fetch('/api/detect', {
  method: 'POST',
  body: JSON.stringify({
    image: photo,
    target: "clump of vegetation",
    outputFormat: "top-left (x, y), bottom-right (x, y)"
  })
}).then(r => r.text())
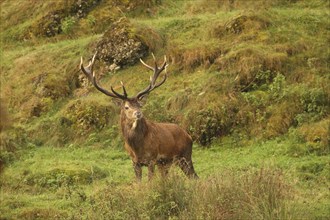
top-left (30, 0), bottom-right (102, 37)
top-left (297, 119), bottom-right (330, 155)
top-left (61, 16), bottom-right (77, 35)
top-left (188, 108), bottom-right (232, 146)
top-left (81, 167), bottom-right (294, 219)
top-left (0, 99), bottom-right (10, 132)
top-left (24, 165), bottom-right (107, 189)
top-left (1, 0), bottom-right (329, 219)
top-left (62, 98), bottom-right (116, 136)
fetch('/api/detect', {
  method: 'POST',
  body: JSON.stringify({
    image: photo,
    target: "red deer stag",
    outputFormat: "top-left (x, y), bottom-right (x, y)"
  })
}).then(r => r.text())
top-left (80, 52), bottom-right (198, 181)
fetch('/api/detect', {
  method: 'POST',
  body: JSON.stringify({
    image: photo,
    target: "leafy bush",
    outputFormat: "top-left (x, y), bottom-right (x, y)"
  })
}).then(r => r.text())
top-left (188, 103), bottom-right (238, 146)
top-left (62, 99), bottom-right (116, 136)
top-left (86, 15), bottom-right (96, 27)
top-left (269, 73), bottom-right (287, 101)
top-left (61, 16), bottom-right (77, 34)
top-left (300, 88), bottom-right (328, 115)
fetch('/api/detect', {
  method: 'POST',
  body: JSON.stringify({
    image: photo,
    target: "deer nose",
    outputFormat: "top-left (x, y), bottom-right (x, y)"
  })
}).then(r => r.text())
top-left (134, 111), bottom-right (142, 119)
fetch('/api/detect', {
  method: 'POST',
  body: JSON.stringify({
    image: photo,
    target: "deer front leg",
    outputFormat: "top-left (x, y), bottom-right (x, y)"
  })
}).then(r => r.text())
top-left (133, 162), bottom-right (142, 181)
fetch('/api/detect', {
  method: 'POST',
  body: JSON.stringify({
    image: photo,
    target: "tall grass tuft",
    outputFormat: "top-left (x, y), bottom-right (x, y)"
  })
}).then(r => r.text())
top-left (81, 167), bottom-right (295, 219)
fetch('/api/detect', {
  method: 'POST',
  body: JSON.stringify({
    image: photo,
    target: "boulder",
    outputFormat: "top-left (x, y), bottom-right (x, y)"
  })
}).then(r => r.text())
top-left (96, 19), bottom-right (148, 68)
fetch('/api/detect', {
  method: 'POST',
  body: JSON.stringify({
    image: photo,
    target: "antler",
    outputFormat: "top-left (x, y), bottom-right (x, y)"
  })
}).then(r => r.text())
top-left (135, 54), bottom-right (168, 100)
top-left (80, 52), bottom-right (128, 100)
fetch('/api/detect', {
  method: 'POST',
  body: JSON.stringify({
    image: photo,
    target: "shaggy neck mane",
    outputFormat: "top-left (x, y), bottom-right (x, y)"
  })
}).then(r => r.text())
top-left (120, 112), bottom-right (148, 149)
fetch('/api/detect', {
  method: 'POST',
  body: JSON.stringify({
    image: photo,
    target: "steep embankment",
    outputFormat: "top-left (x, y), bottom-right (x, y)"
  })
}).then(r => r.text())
top-left (0, 0), bottom-right (329, 219)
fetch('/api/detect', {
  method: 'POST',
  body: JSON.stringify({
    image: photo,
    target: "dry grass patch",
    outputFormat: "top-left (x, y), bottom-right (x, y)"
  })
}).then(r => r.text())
top-left (81, 167), bottom-right (294, 219)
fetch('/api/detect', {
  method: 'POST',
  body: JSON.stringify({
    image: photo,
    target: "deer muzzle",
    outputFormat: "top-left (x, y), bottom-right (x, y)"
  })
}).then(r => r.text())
top-left (134, 111), bottom-right (143, 119)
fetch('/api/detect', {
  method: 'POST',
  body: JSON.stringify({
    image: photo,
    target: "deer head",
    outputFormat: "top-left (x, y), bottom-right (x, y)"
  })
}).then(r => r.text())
top-left (79, 52), bottom-right (168, 121)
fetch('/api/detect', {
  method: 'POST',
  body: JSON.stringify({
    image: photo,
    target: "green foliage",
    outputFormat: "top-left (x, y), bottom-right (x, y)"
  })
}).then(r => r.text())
top-left (1, 137), bottom-right (329, 219)
top-left (144, 97), bottom-right (174, 123)
top-left (76, 167), bottom-right (294, 220)
top-left (269, 73), bottom-right (286, 100)
top-left (24, 165), bottom-right (107, 189)
top-left (61, 16), bottom-right (77, 34)
top-left (300, 88), bottom-right (328, 115)
top-left (0, 126), bottom-right (28, 155)
top-left (86, 15), bottom-right (96, 27)
top-left (1, 0), bottom-right (329, 219)
top-left (188, 108), bottom-right (223, 146)
top-left (298, 160), bottom-right (330, 183)
top-left (62, 98), bottom-right (115, 135)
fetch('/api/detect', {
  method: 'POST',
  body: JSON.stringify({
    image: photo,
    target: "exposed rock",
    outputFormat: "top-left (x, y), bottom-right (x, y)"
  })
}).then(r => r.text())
top-left (69, 0), bottom-right (101, 18)
top-left (33, 0), bottom-right (101, 37)
top-left (37, 10), bottom-right (64, 37)
top-left (109, 63), bottom-right (121, 72)
top-left (96, 19), bottom-right (148, 67)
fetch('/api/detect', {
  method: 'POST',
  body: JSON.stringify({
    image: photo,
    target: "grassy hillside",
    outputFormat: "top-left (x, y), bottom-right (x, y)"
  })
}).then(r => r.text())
top-left (1, 0), bottom-right (329, 219)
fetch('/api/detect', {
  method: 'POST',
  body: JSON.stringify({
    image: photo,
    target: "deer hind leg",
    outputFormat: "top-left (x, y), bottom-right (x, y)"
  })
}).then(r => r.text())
top-left (133, 162), bottom-right (142, 181)
top-left (177, 157), bottom-right (199, 179)
top-left (157, 160), bottom-right (172, 178)
top-left (148, 162), bottom-right (155, 181)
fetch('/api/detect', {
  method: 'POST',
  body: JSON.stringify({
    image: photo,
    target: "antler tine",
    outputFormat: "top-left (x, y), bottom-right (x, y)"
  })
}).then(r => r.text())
top-left (110, 86), bottom-right (127, 100)
top-left (80, 52), bottom-right (128, 100)
top-left (152, 53), bottom-right (158, 69)
top-left (120, 81), bottom-right (128, 97)
top-left (135, 54), bottom-right (168, 100)
top-left (89, 51), bottom-right (97, 73)
top-left (150, 55), bottom-right (167, 85)
top-left (153, 74), bottom-right (167, 89)
top-left (139, 58), bottom-right (154, 71)
top-left (80, 54), bottom-right (96, 82)
top-left (153, 61), bottom-right (168, 88)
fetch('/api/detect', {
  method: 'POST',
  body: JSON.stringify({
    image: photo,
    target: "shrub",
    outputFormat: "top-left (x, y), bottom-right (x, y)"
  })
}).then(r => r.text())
top-left (61, 16), bottom-right (77, 34)
top-left (269, 73), bottom-right (287, 101)
top-left (62, 98), bottom-right (116, 136)
top-left (291, 85), bottom-right (329, 126)
top-left (189, 109), bottom-right (221, 146)
top-left (300, 88), bottom-right (328, 115)
top-left (86, 15), bottom-right (96, 27)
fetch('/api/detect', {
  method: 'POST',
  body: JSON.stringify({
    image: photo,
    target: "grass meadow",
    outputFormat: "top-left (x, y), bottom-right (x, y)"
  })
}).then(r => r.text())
top-left (1, 0), bottom-right (329, 219)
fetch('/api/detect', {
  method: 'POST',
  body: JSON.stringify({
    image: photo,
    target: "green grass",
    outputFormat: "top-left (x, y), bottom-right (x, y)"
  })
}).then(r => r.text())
top-left (1, 0), bottom-right (329, 219)
top-left (1, 137), bottom-right (329, 219)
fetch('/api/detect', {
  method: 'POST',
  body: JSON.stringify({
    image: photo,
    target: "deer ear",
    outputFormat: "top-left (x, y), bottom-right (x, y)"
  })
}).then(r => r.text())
top-left (138, 94), bottom-right (148, 106)
top-left (112, 98), bottom-right (123, 106)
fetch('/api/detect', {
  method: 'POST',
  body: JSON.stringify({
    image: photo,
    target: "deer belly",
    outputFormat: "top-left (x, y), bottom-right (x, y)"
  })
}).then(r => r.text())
top-left (156, 154), bottom-right (174, 165)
